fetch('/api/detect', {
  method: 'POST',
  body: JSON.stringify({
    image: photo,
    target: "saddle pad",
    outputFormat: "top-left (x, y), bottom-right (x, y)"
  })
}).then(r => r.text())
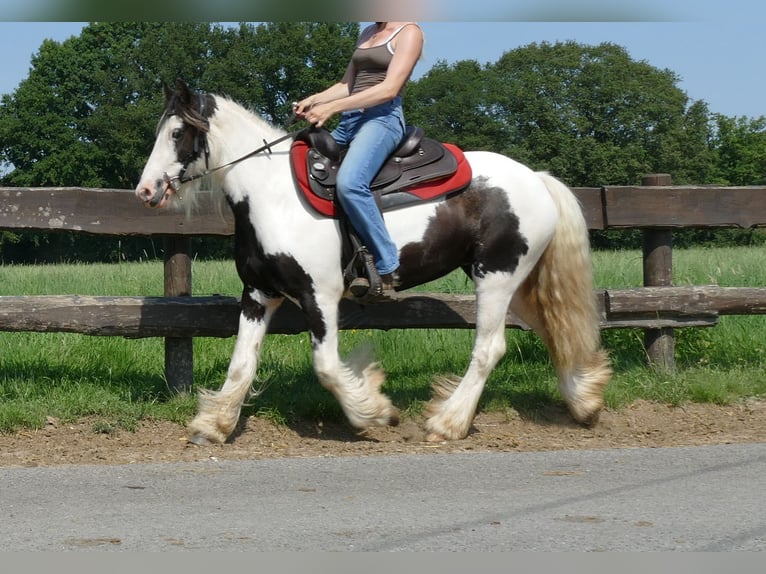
top-left (290, 141), bottom-right (473, 218)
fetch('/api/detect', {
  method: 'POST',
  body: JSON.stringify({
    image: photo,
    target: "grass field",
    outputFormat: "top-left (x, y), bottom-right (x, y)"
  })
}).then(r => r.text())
top-left (0, 247), bottom-right (765, 433)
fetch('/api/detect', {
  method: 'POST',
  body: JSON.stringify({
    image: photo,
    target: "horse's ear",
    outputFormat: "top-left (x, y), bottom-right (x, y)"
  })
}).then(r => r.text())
top-left (175, 78), bottom-right (191, 106)
top-left (162, 81), bottom-right (173, 103)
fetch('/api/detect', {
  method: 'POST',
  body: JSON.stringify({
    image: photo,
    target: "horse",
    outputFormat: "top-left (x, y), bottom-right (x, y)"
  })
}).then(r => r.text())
top-left (135, 79), bottom-right (612, 445)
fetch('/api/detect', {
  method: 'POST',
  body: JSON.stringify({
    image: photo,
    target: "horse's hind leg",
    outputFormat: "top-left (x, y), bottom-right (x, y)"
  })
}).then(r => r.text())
top-left (187, 291), bottom-right (282, 445)
top-left (425, 272), bottom-right (515, 441)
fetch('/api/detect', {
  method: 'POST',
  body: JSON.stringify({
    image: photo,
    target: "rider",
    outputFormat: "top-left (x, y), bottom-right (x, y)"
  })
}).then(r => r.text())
top-left (293, 22), bottom-right (424, 293)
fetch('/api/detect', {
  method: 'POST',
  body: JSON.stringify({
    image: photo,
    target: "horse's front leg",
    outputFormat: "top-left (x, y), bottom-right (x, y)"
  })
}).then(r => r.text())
top-left (308, 294), bottom-right (399, 429)
top-left (187, 289), bottom-right (283, 445)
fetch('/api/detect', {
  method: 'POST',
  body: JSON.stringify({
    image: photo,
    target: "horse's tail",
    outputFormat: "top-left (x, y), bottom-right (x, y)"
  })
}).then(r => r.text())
top-left (528, 171), bottom-right (612, 424)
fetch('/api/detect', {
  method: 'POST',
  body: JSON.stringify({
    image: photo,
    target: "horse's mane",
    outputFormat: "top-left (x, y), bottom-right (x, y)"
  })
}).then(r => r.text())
top-left (210, 95), bottom-right (286, 140)
top-left (156, 91), bottom-right (212, 136)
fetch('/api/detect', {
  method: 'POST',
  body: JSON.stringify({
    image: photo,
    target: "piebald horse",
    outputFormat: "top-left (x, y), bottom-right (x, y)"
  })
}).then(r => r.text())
top-left (136, 80), bottom-right (611, 444)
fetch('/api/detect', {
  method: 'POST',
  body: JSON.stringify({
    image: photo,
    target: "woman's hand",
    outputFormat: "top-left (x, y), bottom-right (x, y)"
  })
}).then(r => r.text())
top-left (293, 76), bottom-right (353, 128)
top-left (299, 102), bottom-right (336, 128)
top-left (293, 97), bottom-right (315, 118)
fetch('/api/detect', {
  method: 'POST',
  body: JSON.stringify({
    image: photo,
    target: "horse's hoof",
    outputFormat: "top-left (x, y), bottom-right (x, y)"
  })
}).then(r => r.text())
top-left (425, 432), bottom-right (447, 443)
top-left (578, 410), bottom-right (601, 428)
top-left (187, 433), bottom-right (213, 446)
top-left (569, 403), bottom-right (602, 428)
top-left (388, 409), bottom-right (400, 427)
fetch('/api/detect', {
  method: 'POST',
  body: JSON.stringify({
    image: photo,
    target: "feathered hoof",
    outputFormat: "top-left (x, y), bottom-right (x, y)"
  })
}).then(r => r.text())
top-left (187, 433), bottom-right (214, 446)
top-left (424, 417), bottom-right (471, 442)
top-left (568, 397), bottom-right (604, 428)
top-left (425, 432), bottom-right (447, 443)
top-left (364, 406), bottom-right (400, 428)
top-left (573, 408), bottom-right (601, 428)
top-left (186, 419), bottom-right (228, 445)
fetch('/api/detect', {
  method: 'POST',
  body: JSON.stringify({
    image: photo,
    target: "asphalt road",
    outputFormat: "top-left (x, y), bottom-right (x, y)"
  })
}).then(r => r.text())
top-left (1, 443), bottom-right (764, 551)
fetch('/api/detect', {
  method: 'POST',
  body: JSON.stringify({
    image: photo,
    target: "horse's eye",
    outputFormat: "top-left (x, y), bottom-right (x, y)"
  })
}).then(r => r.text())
top-left (171, 128), bottom-right (183, 141)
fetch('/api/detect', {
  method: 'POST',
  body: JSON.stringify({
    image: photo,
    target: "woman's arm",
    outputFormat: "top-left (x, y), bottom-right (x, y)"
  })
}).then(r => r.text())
top-left (300, 24), bottom-right (423, 128)
top-left (293, 61), bottom-right (356, 116)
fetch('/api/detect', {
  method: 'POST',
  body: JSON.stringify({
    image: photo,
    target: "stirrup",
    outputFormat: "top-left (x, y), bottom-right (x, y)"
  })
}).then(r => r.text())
top-left (349, 276), bottom-right (371, 298)
top-left (347, 250), bottom-right (383, 299)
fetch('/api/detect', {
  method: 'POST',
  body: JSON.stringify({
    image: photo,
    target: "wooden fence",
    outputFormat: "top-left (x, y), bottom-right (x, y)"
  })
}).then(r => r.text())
top-left (2, 174), bottom-right (766, 390)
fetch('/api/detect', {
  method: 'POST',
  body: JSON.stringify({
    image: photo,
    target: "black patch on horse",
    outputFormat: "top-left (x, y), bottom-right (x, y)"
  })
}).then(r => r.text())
top-left (398, 182), bottom-right (528, 287)
top-left (227, 196), bottom-right (327, 343)
top-left (160, 80), bottom-right (218, 171)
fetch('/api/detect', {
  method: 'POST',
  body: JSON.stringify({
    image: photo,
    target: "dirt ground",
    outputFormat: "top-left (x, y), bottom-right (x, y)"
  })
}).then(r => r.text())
top-left (1, 399), bottom-right (764, 468)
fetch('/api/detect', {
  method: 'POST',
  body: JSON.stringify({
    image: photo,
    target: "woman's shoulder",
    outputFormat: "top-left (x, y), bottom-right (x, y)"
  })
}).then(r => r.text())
top-left (358, 22), bottom-right (421, 37)
top-left (395, 22), bottom-right (421, 33)
top-left (356, 22), bottom-right (422, 49)
top-left (392, 22), bottom-right (423, 42)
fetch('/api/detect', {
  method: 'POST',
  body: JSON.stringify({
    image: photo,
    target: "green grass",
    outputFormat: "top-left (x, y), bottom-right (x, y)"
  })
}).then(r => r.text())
top-left (1, 247), bottom-right (765, 433)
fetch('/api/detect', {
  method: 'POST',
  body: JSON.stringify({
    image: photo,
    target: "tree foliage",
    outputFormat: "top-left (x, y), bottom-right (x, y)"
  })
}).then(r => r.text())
top-left (1, 26), bottom-right (764, 261)
top-left (0, 22), bottom-right (358, 262)
top-left (407, 41), bottom-right (728, 188)
top-left (711, 114), bottom-right (766, 186)
top-left (0, 22), bottom-right (358, 189)
top-left (404, 59), bottom-right (511, 153)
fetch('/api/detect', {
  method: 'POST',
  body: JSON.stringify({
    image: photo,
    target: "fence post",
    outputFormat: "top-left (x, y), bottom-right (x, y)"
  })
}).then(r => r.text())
top-left (641, 173), bottom-right (675, 372)
top-left (163, 237), bottom-right (193, 392)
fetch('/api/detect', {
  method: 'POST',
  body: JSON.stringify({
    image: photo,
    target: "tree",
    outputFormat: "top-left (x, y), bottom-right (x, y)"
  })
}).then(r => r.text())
top-left (406, 40), bottom-right (755, 249)
top-left (241, 22), bottom-right (358, 123)
top-left (0, 22), bottom-right (358, 190)
top-left (0, 21), bottom-right (357, 262)
top-left (0, 22), bottom-right (215, 188)
top-left (711, 114), bottom-right (766, 186)
top-left (487, 41), bottom-right (703, 186)
top-left (197, 22), bottom-right (358, 124)
top-left (2, 27), bottom-right (764, 261)
top-left (408, 41), bottom-right (724, 188)
top-left (666, 100), bottom-right (719, 185)
top-left (404, 60), bottom-right (512, 153)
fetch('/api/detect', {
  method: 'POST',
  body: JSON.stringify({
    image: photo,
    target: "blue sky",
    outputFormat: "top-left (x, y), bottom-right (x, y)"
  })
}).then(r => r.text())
top-left (0, 10), bottom-right (763, 119)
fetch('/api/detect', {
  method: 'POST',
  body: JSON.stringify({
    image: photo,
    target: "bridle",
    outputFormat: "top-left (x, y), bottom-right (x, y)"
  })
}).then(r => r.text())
top-left (162, 129), bottom-right (301, 193)
top-left (160, 94), bottom-right (302, 197)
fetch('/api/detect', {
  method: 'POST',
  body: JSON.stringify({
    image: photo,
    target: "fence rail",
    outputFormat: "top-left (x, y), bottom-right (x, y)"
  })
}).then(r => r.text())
top-left (3, 182), bottom-right (766, 234)
top-left (3, 285), bottom-right (766, 337)
top-left (2, 175), bottom-right (765, 389)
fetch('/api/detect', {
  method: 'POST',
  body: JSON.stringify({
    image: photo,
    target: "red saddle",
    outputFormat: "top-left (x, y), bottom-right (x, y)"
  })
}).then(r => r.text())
top-left (290, 127), bottom-right (473, 218)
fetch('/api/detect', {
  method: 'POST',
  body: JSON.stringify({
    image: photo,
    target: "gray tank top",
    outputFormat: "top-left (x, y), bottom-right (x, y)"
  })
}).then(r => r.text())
top-left (350, 24), bottom-right (414, 95)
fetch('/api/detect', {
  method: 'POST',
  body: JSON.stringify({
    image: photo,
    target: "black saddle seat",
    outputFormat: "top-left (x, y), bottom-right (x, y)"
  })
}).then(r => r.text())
top-left (393, 125), bottom-right (425, 157)
top-left (295, 125), bottom-right (424, 164)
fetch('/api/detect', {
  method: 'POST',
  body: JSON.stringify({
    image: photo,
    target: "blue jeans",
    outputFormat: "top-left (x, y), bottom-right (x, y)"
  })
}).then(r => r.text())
top-left (331, 97), bottom-right (405, 275)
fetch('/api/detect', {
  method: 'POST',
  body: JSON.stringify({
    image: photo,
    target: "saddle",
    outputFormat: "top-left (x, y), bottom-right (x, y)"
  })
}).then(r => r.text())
top-left (290, 125), bottom-right (473, 218)
top-left (289, 125), bottom-right (473, 299)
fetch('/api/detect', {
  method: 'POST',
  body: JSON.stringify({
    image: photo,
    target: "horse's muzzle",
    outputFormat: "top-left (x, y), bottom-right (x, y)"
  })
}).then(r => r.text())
top-left (147, 184), bottom-right (168, 208)
top-left (137, 174), bottom-right (176, 208)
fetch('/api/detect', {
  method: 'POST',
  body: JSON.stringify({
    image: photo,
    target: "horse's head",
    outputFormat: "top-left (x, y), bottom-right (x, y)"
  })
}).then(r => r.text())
top-left (135, 79), bottom-right (217, 208)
